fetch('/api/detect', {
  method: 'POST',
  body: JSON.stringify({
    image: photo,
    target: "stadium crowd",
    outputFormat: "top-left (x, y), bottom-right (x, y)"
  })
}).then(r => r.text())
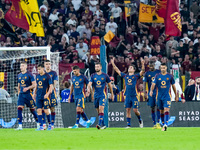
top-left (0, 0), bottom-right (200, 102)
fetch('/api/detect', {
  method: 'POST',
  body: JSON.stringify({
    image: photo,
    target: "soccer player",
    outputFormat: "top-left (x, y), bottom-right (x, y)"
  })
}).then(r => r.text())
top-left (86, 62), bottom-right (114, 130)
top-left (150, 63), bottom-right (178, 131)
top-left (111, 57), bottom-right (145, 128)
top-left (15, 61), bottom-right (39, 130)
top-left (143, 61), bottom-right (161, 129)
top-left (33, 64), bottom-right (53, 131)
top-left (44, 60), bottom-right (58, 130)
top-left (68, 66), bottom-right (91, 129)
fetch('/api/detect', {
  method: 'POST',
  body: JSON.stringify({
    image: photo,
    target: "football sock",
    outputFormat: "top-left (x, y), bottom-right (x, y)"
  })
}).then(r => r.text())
top-left (38, 115), bottom-right (43, 127)
top-left (17, 107), bottom-right (23, 125)
top-left (156, 109), bottom-right (160, 123)
top-left (42, 110), bottom-right (46, 124)
top-left (127, 118), bottom-right (131, 126)
top-left (98, 113), bottom-right (104, 126)
top-left (151, 110), bottom-right (156, 125)
top-left (81, 112), bottom-right (88, 121)
top-left (161, 113), bottom-right (164, 125)
top-left (30, 108), bottom-right (38, 123)
top-left (135, 113), bottom-right (142, 124)
top-left (164, 111), bottom-right (169, 126)
top-left (76, 112), bottom-right (81, 124)
top-left (46, 114), bottom-right (51, 125)
top-left (51, 112), bottom-right (55, 126)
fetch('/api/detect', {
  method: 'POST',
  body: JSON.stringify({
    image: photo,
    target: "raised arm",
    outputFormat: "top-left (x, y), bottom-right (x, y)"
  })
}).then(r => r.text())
top-left (110, 58), bottom-right (121, 76)
top-left (140, 57), bottom-right (145, 77)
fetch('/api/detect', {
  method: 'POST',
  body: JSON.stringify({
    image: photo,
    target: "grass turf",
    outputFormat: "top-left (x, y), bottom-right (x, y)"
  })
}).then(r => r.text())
top-left (0, 127), bottom-right (199, 150)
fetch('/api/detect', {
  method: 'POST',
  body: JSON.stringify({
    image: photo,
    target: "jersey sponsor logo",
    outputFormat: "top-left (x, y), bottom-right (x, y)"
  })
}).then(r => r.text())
top-left (161, 81), bottom-right (166, 85)
top-left (21, 80), bottom-right (25, 84)
top-left (75, 81), bottom-right (79, 86)
top-left (128, 79), bottom-right (132, 83)
top-left (38, 81), bottom-right (42, 86)
top-left (97, 81), bottom-right (101, 85)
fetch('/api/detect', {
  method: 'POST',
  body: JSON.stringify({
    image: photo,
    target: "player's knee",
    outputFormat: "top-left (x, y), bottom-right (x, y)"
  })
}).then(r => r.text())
top-left (37, 108), bottom-right (42, 115)
top-left (76, 107), bottom-right (81, 112)
top-left (50, 107), bottom-right (55, 112)
top-left (133, 109), bottom-right (138, 113)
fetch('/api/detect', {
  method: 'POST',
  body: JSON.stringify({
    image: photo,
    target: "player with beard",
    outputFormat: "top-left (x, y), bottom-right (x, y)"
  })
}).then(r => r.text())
top-left (86, 62), bottom-right (114, 129)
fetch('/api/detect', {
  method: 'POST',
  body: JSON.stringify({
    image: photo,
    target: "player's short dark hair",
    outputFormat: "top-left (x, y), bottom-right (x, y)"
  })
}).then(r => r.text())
top-left (129, 64), bottom-right (136, 70)
top-left (72, 65), bottom-right (80, 70)
top-left (161, 63), bottom-right (167, 66)
top-left (95, 62), bottom-right (102, 66)
top-left (0, 81), bottom-right (3, 88)
top-left (37, 63), bottom-right (44, 68)
top-left (64, 81), bottom-right (71, 88)
top-left (20, 61), bottom-right (27, 65)
top-left (44, 60), bottom-right (51, 63)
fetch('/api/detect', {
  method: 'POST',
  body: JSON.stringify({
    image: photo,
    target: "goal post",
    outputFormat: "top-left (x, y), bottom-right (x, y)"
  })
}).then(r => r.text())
top-left (0, 46), bottom-right (63, 128)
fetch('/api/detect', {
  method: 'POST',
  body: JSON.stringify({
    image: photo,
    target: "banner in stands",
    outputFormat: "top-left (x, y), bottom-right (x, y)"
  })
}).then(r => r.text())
top-left (59, 63), bottom-right (85, 81)
top-left (61, 102), bottom-right (200, 127)
top-left (90, 36), bottom-right (101, 55)
top-left (139, 3), bottom-right (164, 23)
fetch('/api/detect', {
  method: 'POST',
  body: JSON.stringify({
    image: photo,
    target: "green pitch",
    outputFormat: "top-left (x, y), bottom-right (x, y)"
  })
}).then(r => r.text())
top-left (0, 127), bottom-right (199, 150)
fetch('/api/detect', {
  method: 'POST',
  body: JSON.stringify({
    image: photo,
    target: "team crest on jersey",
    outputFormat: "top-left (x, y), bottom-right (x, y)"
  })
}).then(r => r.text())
top-left (51, 75), bottom-right (52, 77)
top-left (132, 77), bottom-right (134, 79)
top-left (159, 78), bottom-right (161, 80)
top-left (101, 78), bottom-right (104, 80)
top-left (43, 78), bottom-right (45, 80)
top-left (79, 79), bottom-right (82, 81)
top-left (25, 76), bottom-right (27, 79)
top-left (94, 78), bottom-right (97, 80)
top-left (127, 77), bottom-right (128, 79)
top-left (19, 77), bottom-right (21, 79)
top-left (37, 78), bottom-right (39, 80)
top-left (73, 79), bottom-right (75, 81)
top-left (167, 78), bottom-right (169, 80)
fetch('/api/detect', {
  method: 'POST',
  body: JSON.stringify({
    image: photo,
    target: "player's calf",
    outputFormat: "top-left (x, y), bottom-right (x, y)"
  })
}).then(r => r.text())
top-left (15, 106), bottom-right (23, 130)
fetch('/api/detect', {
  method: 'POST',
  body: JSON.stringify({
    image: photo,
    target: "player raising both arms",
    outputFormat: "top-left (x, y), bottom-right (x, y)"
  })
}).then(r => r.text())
top-left (87, 62), bottom-right (114, 130)
top-left (150, 63), bottom-right (178, 131)
top-left (68, 66), bottom-right (92, 129)
top-left (33, 64), bottom-right (53, 131)
top-left (16, 61), bottom-right (39, 130)
top-left (44, 60), bottom-right (58, 130)
top-left (111, 57), bottom-right (145, 128)
top-left (143, 61), bottom-right (161, 129)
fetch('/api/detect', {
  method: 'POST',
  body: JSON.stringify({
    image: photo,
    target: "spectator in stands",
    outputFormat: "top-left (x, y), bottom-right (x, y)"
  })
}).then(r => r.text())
top-left (184, 77), bottom-right (200, 101)
top-left (0, 81), bottom-right (10, 103)
top-left (61, 81), bottom-right (73, 103)
top-left (108, 76), bottom-right (119, 102)
top-left (106, 16), bottom-right (118, 35)
top-left (49, 9), bottom-right (59, 23)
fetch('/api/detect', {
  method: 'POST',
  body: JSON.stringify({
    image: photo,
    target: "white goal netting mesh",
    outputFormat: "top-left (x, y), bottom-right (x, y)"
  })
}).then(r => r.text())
top-left (0, 47), bottom-right (63, 128)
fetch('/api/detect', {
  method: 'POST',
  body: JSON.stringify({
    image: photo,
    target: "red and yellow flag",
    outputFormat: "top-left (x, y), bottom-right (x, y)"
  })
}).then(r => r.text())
top-left (165, 0), bottom-right (182, 36)
top-left (5, 0), bottom-right (44, 37)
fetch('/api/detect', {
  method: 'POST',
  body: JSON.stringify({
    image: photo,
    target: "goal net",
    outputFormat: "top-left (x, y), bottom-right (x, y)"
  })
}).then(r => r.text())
top-left (0, 47), bottom-right (64, 128)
